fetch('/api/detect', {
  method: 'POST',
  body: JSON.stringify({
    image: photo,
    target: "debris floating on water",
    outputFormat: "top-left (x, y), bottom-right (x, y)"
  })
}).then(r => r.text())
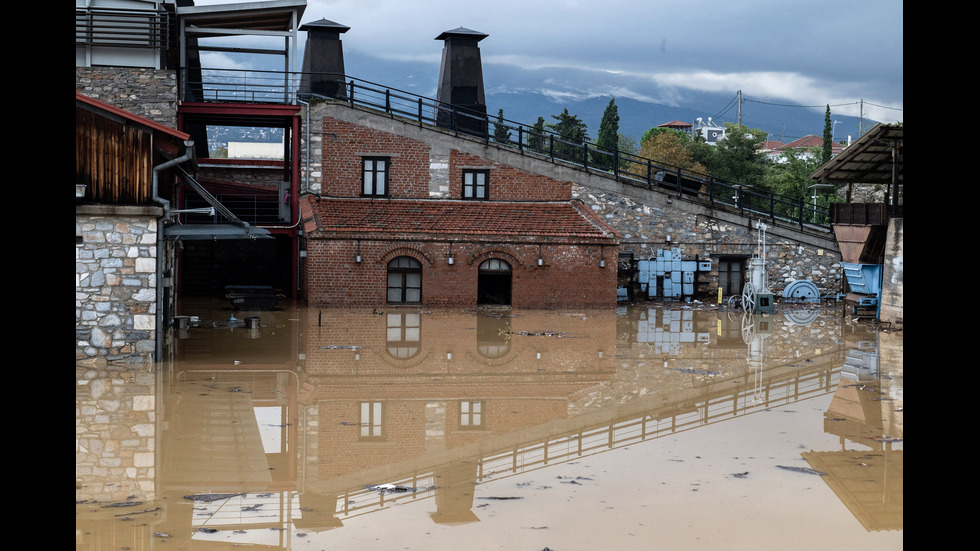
top-left (668, 368), bottom-right (720, 376)
top-left (184, 493), bottom-right (244, 502)
top-left (776, 465), bottom-right (827, 476)
top-left (366, 484), bottom-right (416, 494)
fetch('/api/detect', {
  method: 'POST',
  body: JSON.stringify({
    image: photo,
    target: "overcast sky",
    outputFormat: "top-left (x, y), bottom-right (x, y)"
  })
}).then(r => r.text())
top-left (190, 0), bottom-right (903, 125)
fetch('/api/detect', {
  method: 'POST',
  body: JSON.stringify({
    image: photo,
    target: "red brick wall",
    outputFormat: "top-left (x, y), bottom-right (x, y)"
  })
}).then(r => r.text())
top-left (320, 116), bottom-right (431, 198)
top-left (305, 115), bottom-right (618, 309)
top-left (303, 237), bottom-right (618, 308)
top-left (449, 150), bottom-right (572, 201)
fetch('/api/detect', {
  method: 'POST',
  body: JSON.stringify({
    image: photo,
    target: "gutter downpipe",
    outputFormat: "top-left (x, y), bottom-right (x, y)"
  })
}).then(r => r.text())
top-left (152, 139), bottom-right (196, 362)
top-left (297, 96), bottom-right (311, 295)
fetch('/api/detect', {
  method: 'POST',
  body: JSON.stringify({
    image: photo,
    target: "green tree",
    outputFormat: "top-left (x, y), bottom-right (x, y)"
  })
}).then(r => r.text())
top-left (527, 116), bottom-right (547, 152)
top-left (618, 133), bottom-right (638, 157)
top-left (764, 148), bottom-right (840, 223)
top-left (547, 108), bottom-right (588, 162)
top-left (493, 108), bottom-right (511, 144)
top-left (640, 126), bottom-right (678, 145)
top-left (593, 98), bottom-right (620, 169)
top-left (821, 105), bottom-right (833, 164)
top-left (706, 123), bottom-right (768, 190)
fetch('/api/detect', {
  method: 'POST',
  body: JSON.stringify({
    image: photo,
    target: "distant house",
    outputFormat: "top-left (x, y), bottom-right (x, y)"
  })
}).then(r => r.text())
top-left (693, 117), bottom-right (726, 144)
top-left (657, 120), bottom-right (693, 136)
top-left (765, 135), bottom-right (846, 163)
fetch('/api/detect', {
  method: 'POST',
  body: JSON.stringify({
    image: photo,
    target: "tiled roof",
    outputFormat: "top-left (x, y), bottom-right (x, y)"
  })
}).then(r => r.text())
top-left (780, 134), bottom-right (844, 153)
top-left (303, 197), bottom-right (620, 240)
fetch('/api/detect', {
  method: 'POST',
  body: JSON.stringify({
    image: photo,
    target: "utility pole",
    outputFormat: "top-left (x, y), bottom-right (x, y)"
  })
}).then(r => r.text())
top-left (737, 90), bottom-right (742, 127)
top-left (859, 99), bottom-right (864, 136)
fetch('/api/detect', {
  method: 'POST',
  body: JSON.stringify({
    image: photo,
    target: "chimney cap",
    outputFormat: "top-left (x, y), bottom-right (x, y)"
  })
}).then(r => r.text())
top-left (300, 18), bottom-right (350, 33)
top-left (436, 27), bottom-right (488, 41)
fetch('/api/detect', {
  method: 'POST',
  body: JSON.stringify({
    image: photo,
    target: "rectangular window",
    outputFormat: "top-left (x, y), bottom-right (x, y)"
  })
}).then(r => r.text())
top-left (462, 169), bottom-right (488, 200)
top-left (362, 157), bottom-right (389, 196)
top-left (460, 401), bottom-right (484, 429)
top-left (359, 402), bottom-right (384, 440)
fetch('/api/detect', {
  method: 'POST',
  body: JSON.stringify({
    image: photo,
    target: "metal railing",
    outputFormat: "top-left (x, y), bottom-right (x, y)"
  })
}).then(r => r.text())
top-left (75, 7), bottom-right (170, 50)
top-left (180, 67), bottom-right (833, 232)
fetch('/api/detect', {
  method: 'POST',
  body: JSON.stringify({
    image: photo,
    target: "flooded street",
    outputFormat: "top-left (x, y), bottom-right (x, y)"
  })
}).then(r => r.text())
top-left (76, 301), bottom-right (902, 550)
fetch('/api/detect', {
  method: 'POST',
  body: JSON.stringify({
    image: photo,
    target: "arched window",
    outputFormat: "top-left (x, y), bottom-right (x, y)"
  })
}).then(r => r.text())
top-left (386, 312), bottom-right (420, 359)
top-left (387, 256), bottom-right (422, 303)
top-left (478, 258), bottom-right (512, 305)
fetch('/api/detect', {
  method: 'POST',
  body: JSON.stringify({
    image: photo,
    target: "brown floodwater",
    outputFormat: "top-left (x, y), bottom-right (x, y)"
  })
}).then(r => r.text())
top-left (76, 300), bottom-right (902, 550)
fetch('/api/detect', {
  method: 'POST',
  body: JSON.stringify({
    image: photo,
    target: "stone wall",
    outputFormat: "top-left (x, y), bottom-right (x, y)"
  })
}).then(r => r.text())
top-left (75, 364), bottom-right (157, 502)
top-left (75, 67), bottom-right (178, 127)
top-left (76, 208), bottom-right (161, 364)
top-left (880, 217), bottom-right (904, 326)
top-left (572, 185), bottom-right (844, 300)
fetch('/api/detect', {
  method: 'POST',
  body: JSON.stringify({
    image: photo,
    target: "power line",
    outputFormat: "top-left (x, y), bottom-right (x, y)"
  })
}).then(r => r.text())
top-left (743, 97), bottom-right (902, 113)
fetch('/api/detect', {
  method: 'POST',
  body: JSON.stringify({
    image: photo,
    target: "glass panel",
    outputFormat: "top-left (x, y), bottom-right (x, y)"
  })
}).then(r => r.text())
top-left (388, 273), bottom-right (401, 286)
top-left (388, 289), bottom-right (402, 302)
top-left (360, 403), bottom-right (371, 437)
top-left (404, 327), bottom-right (420, 341)
top-left (405, 288), bottom-right (420, 302)
top-left (406, 273), bottom-right (420, 287)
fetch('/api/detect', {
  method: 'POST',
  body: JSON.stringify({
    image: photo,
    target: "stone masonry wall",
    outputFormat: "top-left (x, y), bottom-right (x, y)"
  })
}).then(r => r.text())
top-left (573, 185), bottom-right (844, 299)
top-left (76, 211), bottom-right (159, 364)
top-left (75, 364), bottom-right (157, 502)
top-left (75, 67), bottom-right (178, 127)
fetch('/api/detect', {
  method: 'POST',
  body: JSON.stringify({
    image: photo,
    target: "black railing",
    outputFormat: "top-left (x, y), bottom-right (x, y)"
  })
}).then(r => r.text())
top-left (75, 7), bottom-right (170, 50)
top-left (180, 67), bottom-right (832, 232)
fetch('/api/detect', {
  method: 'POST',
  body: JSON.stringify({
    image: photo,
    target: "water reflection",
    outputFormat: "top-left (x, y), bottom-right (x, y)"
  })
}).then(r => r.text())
top-left (76, 302), bottom-right (902, 548)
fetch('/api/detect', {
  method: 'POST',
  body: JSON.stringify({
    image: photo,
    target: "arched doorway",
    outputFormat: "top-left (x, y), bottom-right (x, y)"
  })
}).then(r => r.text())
top-left (387, 256), bottom-right (422, 304)
top-left (478, 258), bottom-right (511, 305)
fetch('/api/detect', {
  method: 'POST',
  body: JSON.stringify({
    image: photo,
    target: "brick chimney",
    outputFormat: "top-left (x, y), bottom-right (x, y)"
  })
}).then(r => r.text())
top-left (299, 18), bottom-right (350, 99)
top-left (434, 27), bottom-right (488, 136)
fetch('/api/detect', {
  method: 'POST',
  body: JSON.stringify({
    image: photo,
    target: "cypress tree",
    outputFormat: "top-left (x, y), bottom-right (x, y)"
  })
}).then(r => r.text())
top-left (493, 109), bottom-right (511, 144)
top-left (594, 98), bottom-right (620, 169)
top-left (822, 105), bottom-right (833, 163)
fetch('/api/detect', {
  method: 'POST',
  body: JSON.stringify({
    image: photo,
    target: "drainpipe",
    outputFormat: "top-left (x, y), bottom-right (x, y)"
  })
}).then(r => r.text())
top-left (297, 97), bottom-right (311, 194)
top-left (152, 140), bottom-right (196, 362)
top-left (296, 97), bottom-right (312, 296)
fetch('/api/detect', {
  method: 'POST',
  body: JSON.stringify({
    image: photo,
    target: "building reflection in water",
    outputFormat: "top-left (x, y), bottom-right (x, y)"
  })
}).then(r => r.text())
top-left (75, 303), bottom-right (902, 548)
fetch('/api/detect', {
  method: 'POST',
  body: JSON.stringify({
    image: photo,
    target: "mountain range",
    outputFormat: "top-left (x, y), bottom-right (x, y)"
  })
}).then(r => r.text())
top-left (208, 51), bottom-right (882, 150)
top-left (340, 52), bottom-right (880, 148)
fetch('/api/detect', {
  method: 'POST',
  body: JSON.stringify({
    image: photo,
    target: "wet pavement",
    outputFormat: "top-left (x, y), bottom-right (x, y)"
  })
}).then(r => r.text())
top-left (76, 300), bottom-right (902, 550)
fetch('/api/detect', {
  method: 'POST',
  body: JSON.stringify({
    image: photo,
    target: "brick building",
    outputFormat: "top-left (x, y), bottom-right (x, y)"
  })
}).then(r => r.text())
top-left (299, 114), bottom-right (621, 308)
top-left (297, 24), bottom-right (620, 309)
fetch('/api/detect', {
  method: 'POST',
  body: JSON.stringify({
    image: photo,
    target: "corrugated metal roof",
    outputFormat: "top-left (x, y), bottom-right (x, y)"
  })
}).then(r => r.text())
top-left (810, 123), bottom-right (903, 185)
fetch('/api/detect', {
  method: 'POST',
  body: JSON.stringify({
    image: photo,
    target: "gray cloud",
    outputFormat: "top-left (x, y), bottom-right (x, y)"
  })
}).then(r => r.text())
top-left (192, 0), bottom-right (903, 123)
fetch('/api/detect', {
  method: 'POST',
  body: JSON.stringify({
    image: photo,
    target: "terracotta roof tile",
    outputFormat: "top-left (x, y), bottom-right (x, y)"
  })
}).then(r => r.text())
top-left (303, 197), bottom-right (620, 240)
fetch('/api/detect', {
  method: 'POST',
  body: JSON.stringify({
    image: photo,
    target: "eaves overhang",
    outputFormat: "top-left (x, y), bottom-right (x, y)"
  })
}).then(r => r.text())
top-left (162, 224), bottom-right (273, 241)
top-left (810, 123), bottom-right (903, 185)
